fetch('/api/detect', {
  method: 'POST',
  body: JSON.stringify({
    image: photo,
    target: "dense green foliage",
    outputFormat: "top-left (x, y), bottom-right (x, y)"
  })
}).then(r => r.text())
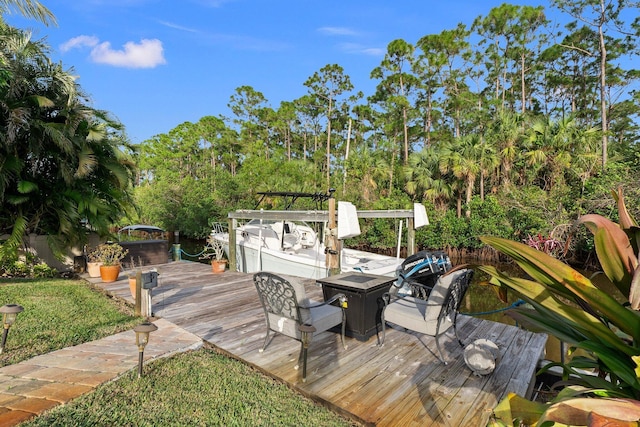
top-left (22, 348), bottom-right (354, 427)
top-left (0, 14), bottom-right (136, 259)
top-left (132, 2), bottom-right (640, 256)
top-left (0, 278), bottom-right (143, 366)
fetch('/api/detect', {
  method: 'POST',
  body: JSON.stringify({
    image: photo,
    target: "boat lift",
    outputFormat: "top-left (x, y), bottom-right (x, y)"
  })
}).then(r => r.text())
top-left (225, 195), bottom-right (428, 275)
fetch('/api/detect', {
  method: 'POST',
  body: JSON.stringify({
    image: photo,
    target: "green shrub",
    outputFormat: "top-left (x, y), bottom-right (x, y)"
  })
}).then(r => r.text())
top-left (0, 247), bottom-right (57, 278)
top-left (418, 209), bottom-right (469, 249)
top-left (467, 196), bottom-right (513, 247)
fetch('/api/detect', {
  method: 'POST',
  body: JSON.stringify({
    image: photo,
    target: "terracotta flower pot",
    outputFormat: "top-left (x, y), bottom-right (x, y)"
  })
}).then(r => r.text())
top-left (99, 265), bottom-right (121, 283)
top-left (211, 259), bottom-right (227, 274)
top-left (128, 276), bottom-right (137, 299)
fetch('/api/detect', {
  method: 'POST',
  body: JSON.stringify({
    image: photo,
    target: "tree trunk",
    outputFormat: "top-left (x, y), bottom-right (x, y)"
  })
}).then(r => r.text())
top-left (598, 0), bottom-right (608, 168)
top-left (403, 107), bottom-right (409, 165)
top-left (343, 118), bottom-right (352, 194)
top-left (521, 52), bottom-right (526, 113)
top-left (465, 176), bottom-right (474, 218)
top-left (326, 98), bottom-right (333, 187)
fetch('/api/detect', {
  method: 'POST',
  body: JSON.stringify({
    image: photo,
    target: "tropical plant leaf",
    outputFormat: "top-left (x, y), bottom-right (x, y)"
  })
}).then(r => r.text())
top-left (478, 264), bottom-right (640, 351)
top-left (576, 214), bottom-right (636, 296)
top-left (5, 194), bottom-right (29, 205)
top-left (589, 411), bottom-right (638, 426)
top-left (619, 184), bottom-right (640, 291)
top-left (17, 180), bottom-right (38, 194)
top-left (577, 341), bottom-right (640, 391)
top-left (630, 265), bottom-right (640, 310)
top-left (27, 94), bottom-right (54, 108)
top-left (0, 215), bottom-right (26, 257)
top-left (480, 238), bottom-right (640, 343)
top-left (507, 308), bottom-right (587, 345)
top-left (539, 397), bottom-right (640, 425)
top-left (492, 392), bottom-right (548, 426)
top-left (612, 187), bottom-right (637, 229)
top-left (481, 236), bottom-right (590, 299)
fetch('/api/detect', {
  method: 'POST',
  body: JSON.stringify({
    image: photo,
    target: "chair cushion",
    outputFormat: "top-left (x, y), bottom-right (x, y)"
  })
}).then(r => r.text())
top-left (275, 273), bottom-right (312, 324)
top-left (309, 303), bottom-right (343, 336)
top-left (268, 300), bottom-right (342, 339)
top-left (262, 273), bottom-right (343, 339)
top-left (268, 312), bottom-right (300, 338)
top-left (424, 270), bottom-right (463, 324)
top-left (384, 270), bottom-right (469, 337)
top-left (384, 296), bottom-right (429, 333)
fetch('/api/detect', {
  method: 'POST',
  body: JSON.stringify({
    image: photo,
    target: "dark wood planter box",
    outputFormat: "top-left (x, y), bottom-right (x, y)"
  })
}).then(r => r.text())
top-left (119, 240), bottom-right (169, 267)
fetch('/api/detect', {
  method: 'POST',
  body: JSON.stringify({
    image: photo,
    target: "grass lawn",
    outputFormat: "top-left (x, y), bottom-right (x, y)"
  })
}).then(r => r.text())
top-left (0, 278), bottom-right (144, 366)
top-left (21, 346), bottom-right (355, 426)
top-left (0, 278), bottom-right (356, 426)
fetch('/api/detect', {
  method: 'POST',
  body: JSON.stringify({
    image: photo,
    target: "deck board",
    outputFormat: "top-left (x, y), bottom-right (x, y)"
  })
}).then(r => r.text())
top-left (91, 261), bottom-right (547, 427)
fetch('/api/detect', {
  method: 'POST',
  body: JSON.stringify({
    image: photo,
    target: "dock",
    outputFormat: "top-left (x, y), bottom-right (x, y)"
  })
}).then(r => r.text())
top-left (92, 261), bottom-right (547, 426)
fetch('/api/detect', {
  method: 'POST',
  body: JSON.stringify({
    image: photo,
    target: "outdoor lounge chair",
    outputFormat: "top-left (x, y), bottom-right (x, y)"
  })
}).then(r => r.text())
top-left (380, 268), bottom-right (474, 364)
top-left (253, 271), bottom-right (347, 381)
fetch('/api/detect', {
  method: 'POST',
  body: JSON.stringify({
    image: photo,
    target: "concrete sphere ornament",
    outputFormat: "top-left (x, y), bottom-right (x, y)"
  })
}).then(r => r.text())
top-left (464, 339), bottom-right (499, 376)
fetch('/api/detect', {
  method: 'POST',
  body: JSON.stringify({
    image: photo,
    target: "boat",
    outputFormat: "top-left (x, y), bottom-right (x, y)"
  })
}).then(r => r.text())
top-left (209, 191), bottom-right (432, 279)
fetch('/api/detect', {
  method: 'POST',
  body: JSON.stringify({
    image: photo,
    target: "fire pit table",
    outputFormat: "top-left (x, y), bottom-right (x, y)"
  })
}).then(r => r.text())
top-left (317, 272), bottom-right (395, 342)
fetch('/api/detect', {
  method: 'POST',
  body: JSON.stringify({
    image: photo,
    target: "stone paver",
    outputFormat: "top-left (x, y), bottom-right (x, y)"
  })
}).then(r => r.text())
top-left (23, 382), bottom-right (93, 403)
top-left (6, 396), bottom-right (59, 414)
top-left (0, 409), bottom-right (33, 426)
top-left (0, 317), bottom-right (203, 426)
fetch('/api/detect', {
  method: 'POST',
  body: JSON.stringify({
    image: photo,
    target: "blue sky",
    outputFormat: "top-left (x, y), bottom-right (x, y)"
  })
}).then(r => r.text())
top-left (6, 0), bottom-right (553, 144)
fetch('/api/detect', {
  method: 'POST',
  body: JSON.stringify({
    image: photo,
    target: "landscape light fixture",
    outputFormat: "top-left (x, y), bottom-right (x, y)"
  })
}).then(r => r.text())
top-left (133, 322), bottom-right (158, 378)
top-left (298, 323), bottom-right (316, 383)
top-left (0, 304), bottom-right (24, 354)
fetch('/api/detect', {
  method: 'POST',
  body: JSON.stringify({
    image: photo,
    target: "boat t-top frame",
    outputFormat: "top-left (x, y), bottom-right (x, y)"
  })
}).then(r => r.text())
top-left (254, 189), bottom-right (336, 210)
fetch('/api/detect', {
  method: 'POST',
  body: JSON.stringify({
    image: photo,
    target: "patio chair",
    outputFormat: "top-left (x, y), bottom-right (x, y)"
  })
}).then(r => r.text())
top-left (380, 268), bottom-right (474, 364)
top-left (253, 271), bottom-right (347, 381)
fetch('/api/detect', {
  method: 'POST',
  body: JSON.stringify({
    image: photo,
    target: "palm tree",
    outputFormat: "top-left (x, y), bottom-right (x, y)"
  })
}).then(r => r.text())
top-left (0, 0), bottom-right (56, 26)
top-left (487, 110), bottom-right (524, 189)
top-left (405, 147), bottom-right (452, 210)
top-left (476, 136), bottom-right (499, 201)
top-left (444, 135), bottom-right (482, 217)
top-left (524, 115), bottom-right (600, 191)
top-left (0, 23), bottom-right (135, 257)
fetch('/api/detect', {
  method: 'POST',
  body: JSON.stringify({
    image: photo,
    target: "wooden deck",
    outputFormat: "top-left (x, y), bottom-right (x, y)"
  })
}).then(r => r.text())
top-left (92, 261), bottom-right (547, 427)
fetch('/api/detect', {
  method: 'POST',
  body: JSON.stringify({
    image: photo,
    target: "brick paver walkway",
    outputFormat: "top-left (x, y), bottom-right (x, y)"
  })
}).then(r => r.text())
top-left (0, 318), bottom-right (202, 426)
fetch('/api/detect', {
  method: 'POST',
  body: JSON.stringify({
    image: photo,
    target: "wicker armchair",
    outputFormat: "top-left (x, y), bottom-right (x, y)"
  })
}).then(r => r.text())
top-left (253, 272), bottom-right (347, 381)
top-left (380, 268), bottom-right (474, 364)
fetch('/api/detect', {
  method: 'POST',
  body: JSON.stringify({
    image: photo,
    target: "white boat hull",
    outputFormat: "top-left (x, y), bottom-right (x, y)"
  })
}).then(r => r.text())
top-left (217, 233), bottom-right (402, 279)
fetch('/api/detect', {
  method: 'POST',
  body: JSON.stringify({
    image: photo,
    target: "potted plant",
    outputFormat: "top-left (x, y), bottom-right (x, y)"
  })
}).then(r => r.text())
top-left (200, 237), bottom-right (227, 273)
top-left (93, 243), bottom-right (129, 282)
top-left (86, 247), bottom-right (103, 278)
top-left (127, 257), bottom-right (143, 299)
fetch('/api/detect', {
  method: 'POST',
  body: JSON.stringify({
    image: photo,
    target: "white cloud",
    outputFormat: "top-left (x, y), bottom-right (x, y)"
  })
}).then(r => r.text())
top-left (318, 26), bottom-right (358, 36)
top-left (338, 42), bottom-right (384, 57)
top-left (195, 0), bottom-right (235, 7)
top-left (60, 35), bottom-right (100, 53)
top-left (63, 37), bottom-right (167, 68)
top-left (158, 20), bottom-right (198, 33)
top-left (90, 39), bottom-right (166, 68)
